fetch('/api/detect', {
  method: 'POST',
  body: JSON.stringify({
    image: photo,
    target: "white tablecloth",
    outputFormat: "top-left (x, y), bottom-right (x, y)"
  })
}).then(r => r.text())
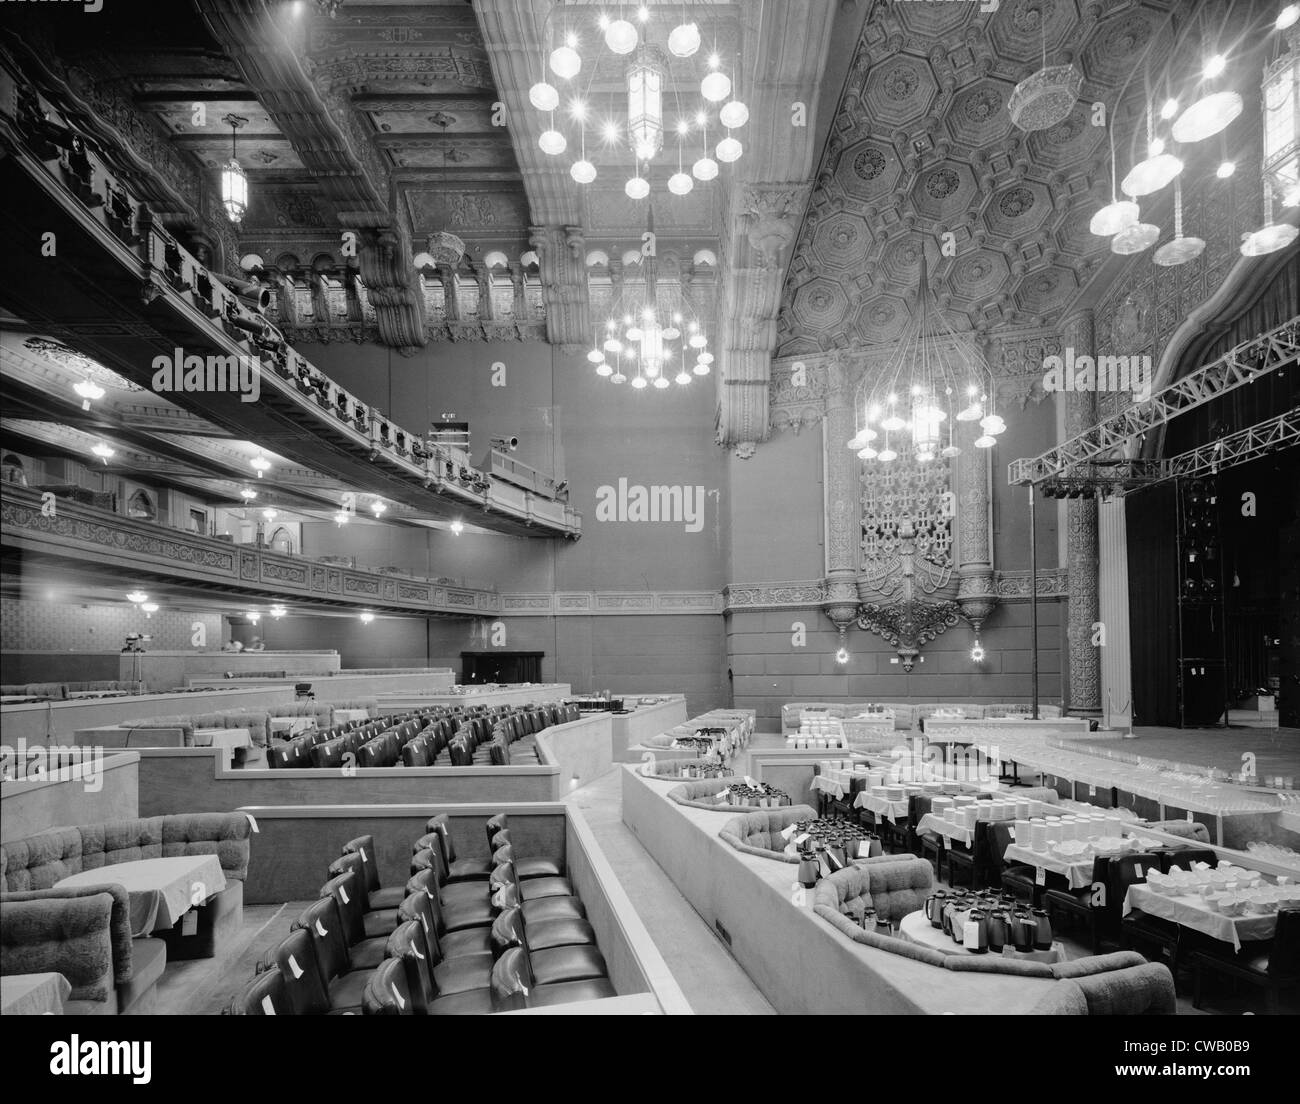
top-left (0, 972), bottom-right (70, 1016)
top-left (1003, 843), bottom-right (1097, 889)
top-left (854, 792), bottom-right (912, 821)
top-left (333, 708), bottom-right (369, 723)
top-left (898, 910), bottom-right (1063, 963)
top-left (787, 737), bottom-right (847, 750)
top-left (55, 855), bottom-right (228, 937)
top-left (1123, 885), bottom-right (1277, 952)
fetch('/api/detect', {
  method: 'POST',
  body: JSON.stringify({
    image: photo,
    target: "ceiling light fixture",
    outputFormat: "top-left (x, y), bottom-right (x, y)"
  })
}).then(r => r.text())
top-left (126, 591), bottom-right (148, 605)
top-left (141, 602), bottom-right (159, 615)
top-left (73, 378), bottom-right (105, 410)
top-left (220, 114), bottom-right (249, 224)
top-left (240, 487), bottom-right (257, 501)
top-left (1008, 16), bottom-right (1082, 132)
top-left (359, 611), bottom-right (375, 624)
top-left (91, 442), bottom-right (114, 463)
top-left (270, 605), bottom-right (287, 618)
top-left (450, 520), bottom-right (464, 536)
top-left (262, 507), bottom-right (278, 521)
top-left (246, 611), bottom-right (260, 624)
top-left (249, 452), bottom-right (271, 477)
top-left (1154, 177), bottom-right (1206, 266)
top-left (1280, 5), bottom-right (1300, 31)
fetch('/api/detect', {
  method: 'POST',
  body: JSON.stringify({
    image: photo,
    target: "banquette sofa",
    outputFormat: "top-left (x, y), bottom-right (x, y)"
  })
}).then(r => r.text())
top-left (0, 680), bottom-right (143, 701)
top-left (0, 812), bottom-right (252, 1013)
top-left (781, 702), bottom-right (1065, 735)
top-left (813, 860), bottom-right (1176, 1015)
top-left (75, 709), bottom-right (272, 751)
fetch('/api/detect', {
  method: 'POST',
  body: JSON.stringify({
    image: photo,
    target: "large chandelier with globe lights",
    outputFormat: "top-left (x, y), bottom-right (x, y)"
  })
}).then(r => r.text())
top-left (847, 247), bottom-right (1003, 464)
top-left (527, 5), bottom-right (748, 202)
top-left (587, 213), bottom-right (712, 391)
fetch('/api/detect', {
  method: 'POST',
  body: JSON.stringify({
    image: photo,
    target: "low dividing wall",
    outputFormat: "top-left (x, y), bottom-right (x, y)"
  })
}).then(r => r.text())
top-left (0, 685), bottom-right (296, 744)
top-left (749, 749), bottom-right (862, 811)
top-left (126, 712), bottom-right (613, 816)
top-left (610, 696), bottom-right (690, 762)
top-left (376, 683), bottom-right (571, 710)
top-left (0, 751), bottom-right (139, 838)
top-left (188, 670), bottom-right (457, 700)
top-left (621, 765), bottom-right (1060, 1015)
top-left (235, 801), bottom-right (690, 1015)
top-left (130, 650), bottom-right (342, 690)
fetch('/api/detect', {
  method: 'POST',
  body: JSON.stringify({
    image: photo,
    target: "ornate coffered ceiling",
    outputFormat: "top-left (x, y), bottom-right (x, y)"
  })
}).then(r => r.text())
top-left (777, 0), bottom-right (1184, 357)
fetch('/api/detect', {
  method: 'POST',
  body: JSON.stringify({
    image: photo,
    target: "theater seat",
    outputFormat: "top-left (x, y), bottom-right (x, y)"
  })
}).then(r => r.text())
top-left (387, 919), bottom-right (494, 1016)
top-left (492, 840), bottom-right (563, 881)
top-left (490, 906), bottom-right (596, 956)
top-left (491, 881), bottom-right (586, 924)
top-left (293, 897), bottom-right (370, 1012)
top-left (268, 928), bottom-right (350, 1015)
top-left (226, 968), bottom-right (288, 1015)
top-left (328, 854), bottom-right (399, 939)
top-left (342, 835), bottom-right (406, 909)
top-left (403, 874), bottom-right (493, 956)
top-left (490, 861), bottom-right (572, 901)
top-left (410, 847), bottom-right (491, 909)
top-left (490, 946), bottom-right (615, 1012)
top-left (363, 958), bottom-right (413, 1016)
top-left (319, 870), bottom-right (388, 970)
top-left (426, 814), bottom-right (493, 881)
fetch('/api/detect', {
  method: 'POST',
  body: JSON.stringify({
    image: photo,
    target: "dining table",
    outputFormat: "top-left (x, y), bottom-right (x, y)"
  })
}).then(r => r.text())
top-left (332, 708), bottom-right (370, 724)
top-left (1123, 884), bottom-right (1278, 952)
top-left (0, 972), bottom-right (71, 1016)
top-left (54, 854), bottom-right (227, 938)
top-left (898, 910), bottom-right (1066, 963)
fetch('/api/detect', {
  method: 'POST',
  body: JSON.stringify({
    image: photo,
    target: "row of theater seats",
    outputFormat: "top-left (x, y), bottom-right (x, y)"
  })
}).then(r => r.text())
top-left (227, 813), bottom-right (615, 1014)
top-left (266, 703), bottom-right (580, 769)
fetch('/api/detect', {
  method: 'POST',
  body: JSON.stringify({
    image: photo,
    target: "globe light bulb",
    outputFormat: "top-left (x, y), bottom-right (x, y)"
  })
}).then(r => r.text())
top-left (570, 158), bottom-right (597, 183)
top-left (539, 129), bottom-right (567, 156)
top-left (605, 18), bottom-right (638, 54)
top-left (701, 70), bottom-right (731, 103)
top-left (596, 362), bottom-right (613, 377)
top-left (675, 370), bottom-right (691, 385)
top-left (1089, 199), bottom-right (1139, 236)
top-left (716, 136), bottom-right (743, 162)
top-left (1279, 5), bottom-right (1299, 30)
top-left (625, 175), bottom-right (650, 199)
top-left (667, 21), bottom-right (701, 57)
top-left (693, 361), bottom-right (710, 375)
top-left (631, 375), bottom-right (648, 389)
top-left (668, 171), bottom-right (694, 195)
top-left (587, 348), bottom-right (604, 363)
top-left (610, 371), bottom-right (627, 384)
top-left (653, 376), bottom-right (670, 389)
top-left (529, 81), bottom-right (559, 112)
top-left (1159, 98), bottom-right (1179, 120)
top-left (877, 448), bottom-right (898, 463)
top-left (549, 45), bottom-right (581, 81)
top-left (689, 333), bottom-right (707, 349)
top-left (974, 435), bottom-right (997, 449)
top-left (697, 351), bottom-right (714, 365)
top-left (1216, 160), bottom-right (1235, 179)
top-left (692, 156), bottom-right (718, 181)
top-left (719, 100), bottom-right (749, 130)
top-left (1204, 54), bottom-right (1226, 79)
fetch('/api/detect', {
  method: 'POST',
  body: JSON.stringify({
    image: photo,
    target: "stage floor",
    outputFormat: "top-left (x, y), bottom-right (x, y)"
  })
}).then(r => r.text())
top-left (1067, 725), bottom-right (1300, 782)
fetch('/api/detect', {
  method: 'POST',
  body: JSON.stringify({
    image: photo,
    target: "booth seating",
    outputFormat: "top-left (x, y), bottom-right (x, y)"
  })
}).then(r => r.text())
top-left (76, 709), bottom-right (271, 750)
top-left (781, 701), bottom-right (1066, 736)
top-left (718, 806), bottom-right (819, 863)
top-left (669, 778), bottom-right (769, 812)
top-left (1, 680), bottom-right (142, 700)
top-left (812, 863), bottom-right (1176, 1014)
top-left (1, 812), bottom-right (252, 1012)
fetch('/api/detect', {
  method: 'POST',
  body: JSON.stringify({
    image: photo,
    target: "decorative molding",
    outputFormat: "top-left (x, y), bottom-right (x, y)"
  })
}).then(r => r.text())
top-left (994, 569), bottom-right (1069, 601)
top-left (278, 320), bottom-right (548, 346)
top-left (723, 581), bottom-right (829, 611)
top-left (497, 592), bottom-right (725, 617)
top-left (856, 599), bottom-right (962, 673)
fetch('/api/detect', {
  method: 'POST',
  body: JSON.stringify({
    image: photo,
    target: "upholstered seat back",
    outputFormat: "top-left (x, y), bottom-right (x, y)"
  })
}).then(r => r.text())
top-left (813, 856), bottom-right (934, 924)
top-left (668, 778), bottom-right (765, 812)
top-left (718, 805), bottom-right (818, 861)
top-left (1, 812), bottom-right (250, 892)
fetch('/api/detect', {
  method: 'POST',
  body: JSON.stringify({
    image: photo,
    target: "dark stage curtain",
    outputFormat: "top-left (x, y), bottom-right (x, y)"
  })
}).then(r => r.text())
top-left (1127, 482), bottom-right (1181, 726)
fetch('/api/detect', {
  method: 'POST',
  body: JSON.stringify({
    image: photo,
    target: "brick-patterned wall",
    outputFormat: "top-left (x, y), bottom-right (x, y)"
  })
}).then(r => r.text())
top-left (0, 598), bottom-right (223, 651)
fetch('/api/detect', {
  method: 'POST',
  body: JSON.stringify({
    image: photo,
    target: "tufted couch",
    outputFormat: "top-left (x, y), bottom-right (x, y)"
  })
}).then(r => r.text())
top-left (1, 812), bottom-right (253, 998)
top-left (640, 757), bottom-right (731, 779)
top-left (76, 709), bottom-right (271, 750)
top-left (718, 806), bottom-right (819, 862)
top-left (632, 733), bottom-right (704, 757)
top-left (781, 702), bottom-right (1066, 735)
top-left (669, 778), bottom-right (772, 812)
top-left (1, 681), bottom-right (143, 700)
top-left (813, 864), bottom-right (1175, 1013)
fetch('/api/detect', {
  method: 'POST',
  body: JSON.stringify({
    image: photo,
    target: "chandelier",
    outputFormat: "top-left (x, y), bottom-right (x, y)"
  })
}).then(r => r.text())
top-left (527, 5), bottom-right (748, 201)
top-left (1008, 13), bottom-right (1081, 132)
top-left (846, 247), bottom-right (1003, 463)
top-left (587, 212), bottom-right (712, 390)
top-left (220, 114), bottom-right (248, 224)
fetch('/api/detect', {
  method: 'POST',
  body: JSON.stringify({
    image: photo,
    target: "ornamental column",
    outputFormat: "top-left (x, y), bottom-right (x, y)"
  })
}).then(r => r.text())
top-left (1063, 309), bottom-right (1102, 718)
top-left (822, 353), bottom-right (860, 648)
top-left (956, 407), bottom-right (997, 636)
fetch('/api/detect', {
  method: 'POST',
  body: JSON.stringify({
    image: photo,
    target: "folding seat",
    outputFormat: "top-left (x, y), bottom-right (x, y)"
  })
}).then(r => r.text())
top-left (1113, 853), bottom-right (1181, 967)
top-left (489, 904), bottom-right (596, 955)
top-left (484, 812), bottom-right (510, 849)
top-left (410, 845), bottom-right (491, 909)
top-left (292, 897), bottom-right (371, 1012)
top-left (266, 928), bottom-right (336, 1015)
top-left (391, 919), bottom-right (494, 1015)
top-left (490, 830), bottom-right (563, 879)
top-left (490, 860), bottom-right (572, 901)
top-left (225, 968), bottom-right (288, 1015)
top-left (490, 946), bottom-right (614, 1011)
top-left (328, 853), bottom-right (400, 939)
top-left (310, 737), bottom-right (345, 770)
top-left (488, 741), bottom-right (509, 766)
top-left (487, 909), bottom-right (606, 985)
top-left (362, 957), bottom-right (413, 1016)
top-left (400, 736), bottom-right (432, 768)
top-left (356, 738), bottom-right (385, 768)
top-left (343, 835), bottom-right (406, 908)
top-left (425, 813), bottom-right (493, 881)
top-left (266, 742), bottom-right (299, 769)
top-left (401, 878), bottom-right (492, 956)
top-left (448, 739), bottom-right (474, 766)
top-left (319, 870), bottom-right (388, 970)
top-left (490, 879), bottom-right (586, 925)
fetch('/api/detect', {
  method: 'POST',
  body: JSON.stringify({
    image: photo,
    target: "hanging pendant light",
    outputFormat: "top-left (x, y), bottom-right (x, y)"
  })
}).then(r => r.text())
top-left (716, 135), bottom-right (743, 163)
top-left (1111, 218), bottom-right (1160, 254)
top-left (668, 21), bottom-right (700, 58)
top-left (539, 128), bottom-right (567, 156)
top-left (1122, 141), bottom-right (1183, 196)
top-left (1008, 18), bottom-right (1081, 132)
top-left (529, 81), bottom-right (560, 112)
top-left (1155, 178), bottom-right (1206, 265)
top-left (627, 44), bottom-right (668, 161)
top-left (550, 37), bottom-right (582, 81)
top-left (1240, 184), bottom-right (1300, 254)
top-left (1172, 90), bottom-right (1243, 144)
top-left (719, 100), bottom-right (749, 129)
top-left (604, 16), bottom-right (639, 54)
top-left (220, 114), bottom-right (249, 224)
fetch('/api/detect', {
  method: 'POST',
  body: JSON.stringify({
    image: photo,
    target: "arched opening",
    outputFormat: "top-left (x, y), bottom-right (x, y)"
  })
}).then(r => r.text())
top-left (126, 489), bottom-right (156, 521)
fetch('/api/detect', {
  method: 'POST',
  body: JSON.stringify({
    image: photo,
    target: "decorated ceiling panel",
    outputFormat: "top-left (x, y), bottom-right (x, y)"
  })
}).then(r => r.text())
top-left (777, 0), bottom-right (1181, 356)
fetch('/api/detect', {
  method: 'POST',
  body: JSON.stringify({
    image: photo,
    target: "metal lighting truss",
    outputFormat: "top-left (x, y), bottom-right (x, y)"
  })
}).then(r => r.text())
top-left (1007, 316), bottom-right (1300, 486)
top-left (1038, 410), bottom-right (1300, 497)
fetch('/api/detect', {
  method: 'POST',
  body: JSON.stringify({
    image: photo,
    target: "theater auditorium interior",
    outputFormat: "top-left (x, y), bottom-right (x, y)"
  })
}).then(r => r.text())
top-left (0, 0), bottom-right (1298, 1026)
